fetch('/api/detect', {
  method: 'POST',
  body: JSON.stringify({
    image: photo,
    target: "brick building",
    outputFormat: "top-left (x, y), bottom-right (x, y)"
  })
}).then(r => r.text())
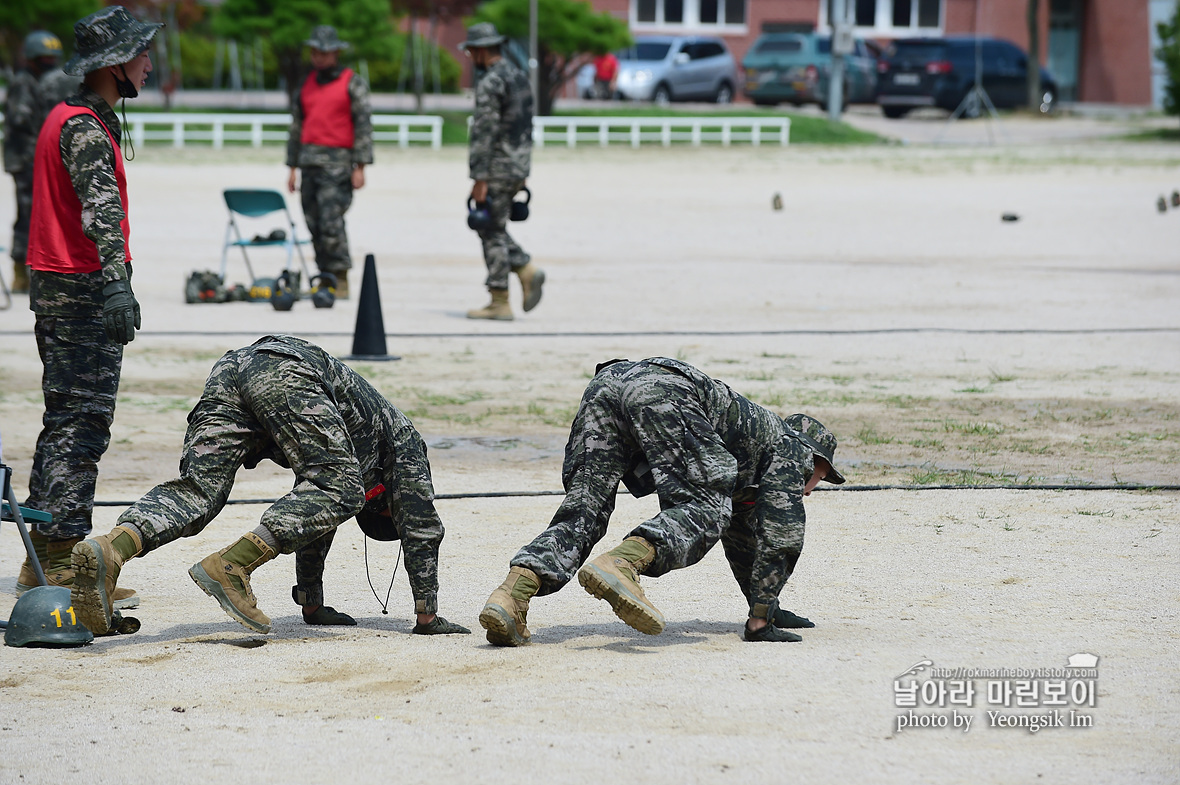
top-left (450, 0), bottom-right (1160, 106)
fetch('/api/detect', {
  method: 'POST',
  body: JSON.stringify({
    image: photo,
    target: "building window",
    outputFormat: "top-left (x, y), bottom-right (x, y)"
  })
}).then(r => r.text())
top-left (823, 0), bottom-right (942, 34)
top-left (631, 0), bottom-right (747, 30)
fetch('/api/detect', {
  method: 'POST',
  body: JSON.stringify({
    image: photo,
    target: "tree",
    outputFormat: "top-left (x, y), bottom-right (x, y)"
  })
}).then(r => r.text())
top-left (1158, 0), bottom-right (1180, 126)
top-left (390, 0), bottom-right (479, 112)
top-left (1025, 0), bottom-right (1041, 111)
top-left (471, 0), bottom-right (631, 116)
top-left (212, 0), bottom-right (397, 105)
top-left (0, 0), bottom-right (100, 71)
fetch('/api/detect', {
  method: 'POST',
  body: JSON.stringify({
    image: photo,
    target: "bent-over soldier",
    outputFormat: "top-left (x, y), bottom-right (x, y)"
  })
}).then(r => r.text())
top-left (70, 335), bottom-right (469, 638)
top-left (479, 357), bottom-right (844, 646)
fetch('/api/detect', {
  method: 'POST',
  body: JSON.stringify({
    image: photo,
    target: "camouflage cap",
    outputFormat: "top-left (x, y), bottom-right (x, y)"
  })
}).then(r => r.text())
top-left (24, 30), bottom-right (64, 61)
top-left (784, 413), bottom-right (846, 485)
top-left (458, 22), bottom-right (506, 50)
top-left (305, 25), bottom-right (350, 52)
top-left (63, 6), bottom-right (162, 76)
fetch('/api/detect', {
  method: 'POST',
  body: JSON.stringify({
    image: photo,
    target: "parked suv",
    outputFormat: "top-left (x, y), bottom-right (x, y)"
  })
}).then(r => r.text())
top-left (742, 32), bottom-right (879, 109)
top-left (615, 36), bottom-right (739, 104)
top-left (877, 36), bottom-right (1057, 118)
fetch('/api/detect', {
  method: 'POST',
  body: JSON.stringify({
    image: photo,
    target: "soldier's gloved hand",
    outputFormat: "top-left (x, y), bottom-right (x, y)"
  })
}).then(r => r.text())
top-left (412, 615), bottom-right (471, 635)
top-left (102, 280), bottom-right (140, 345)
top-left (302, 605), bottom-right (357, 626)
top-left (773, 608), bottom-right (815, 629)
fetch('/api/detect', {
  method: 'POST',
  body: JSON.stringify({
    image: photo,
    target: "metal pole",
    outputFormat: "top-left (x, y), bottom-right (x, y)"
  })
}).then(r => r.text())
top-left (827, 0), bottom-right (847, 121)
top-left (529, 0), bottom-right (539, 108)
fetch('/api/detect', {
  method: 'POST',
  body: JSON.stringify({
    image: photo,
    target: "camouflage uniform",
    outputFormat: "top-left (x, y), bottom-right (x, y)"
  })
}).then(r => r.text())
top-left (3, 67), bottom-right (76, 269)
top-left (25, 85), bottom-right (132, 539)
top-left (512, 358), bottom-right (817, 621)
top-left (469, 57), bottom-right (533, 290)
top-left (115, 335), bottom-right (446, 614)
top-left (286, 67), bottom-right (373, 276)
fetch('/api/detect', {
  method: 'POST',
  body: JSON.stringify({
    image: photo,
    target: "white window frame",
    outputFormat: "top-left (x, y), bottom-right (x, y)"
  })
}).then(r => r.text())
top-left (630, 0), bottom-right (749, 34)
top-left (819, 0), bottom-right (944, 37)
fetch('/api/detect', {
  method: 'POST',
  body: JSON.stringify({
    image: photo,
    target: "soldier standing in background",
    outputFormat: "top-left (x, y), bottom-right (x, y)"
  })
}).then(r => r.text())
top-left (71, 335), bottom-right (471, 639)
top-left (460, 22), bottom-right (545, 321)
top-left (479, 358), bottom-right (844, 646)
top-left (286, 25), bottom-right (372, 300)
top-left (3, 30), bottom-right (81, 294)
top-left (17, 7), bottom-right (162, 611)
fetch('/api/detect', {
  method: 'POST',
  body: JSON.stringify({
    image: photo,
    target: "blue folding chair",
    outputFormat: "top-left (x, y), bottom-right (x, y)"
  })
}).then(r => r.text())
top-left (220, 189), bottom-right (312, 283)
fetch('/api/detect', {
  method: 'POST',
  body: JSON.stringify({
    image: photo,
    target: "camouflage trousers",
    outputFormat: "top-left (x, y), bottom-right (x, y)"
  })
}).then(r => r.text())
top-left (477, 179), bottom-right (530, 290)
top-left (512, 363), bottom-right (739, 596)
top-left (26, 315), bottom-right (123, 539)
top-left (117, 345), bottom-right (366, 556)
top-left (300, 164), bottom-right (353, 274)
top-left (9, 168), bottom-right (32, 263)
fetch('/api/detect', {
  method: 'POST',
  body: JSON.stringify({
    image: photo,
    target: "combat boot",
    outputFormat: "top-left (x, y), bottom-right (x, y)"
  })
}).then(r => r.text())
top-left (11, 261), bottom-right (29, 294)
top-left (515, 263), bottom-right (545, 312)
top-left (189, 531), bottom-right (277, 633)
top-left (20, 530), bottom-right (140, 610)
top-left (479, 566), bottom-right (540, 646)
top-left (70, 526), bottom-right (143, 635)
top-left (466, 288), bottom-right (513, 321)
top-left (577, 536), bottom-right (666, 635)
top-left (335, 269), bottom-right (349, 300)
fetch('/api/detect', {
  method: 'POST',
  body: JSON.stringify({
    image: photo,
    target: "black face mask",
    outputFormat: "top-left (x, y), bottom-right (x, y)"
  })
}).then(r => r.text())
top-left (115, 65), bottom-right (138, 98)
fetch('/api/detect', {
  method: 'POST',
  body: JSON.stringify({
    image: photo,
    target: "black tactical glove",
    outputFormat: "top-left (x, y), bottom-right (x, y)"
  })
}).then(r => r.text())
top-left (102, 279), bottom-right (141, 345)
top-left (743, 621), bottom-right (802, 643)
top-left (302, 605), bottom-right (356, 626)
top-left (774, 608), bottom-right (815, 629)
top-left (412, 615), bottom-right (471, 635)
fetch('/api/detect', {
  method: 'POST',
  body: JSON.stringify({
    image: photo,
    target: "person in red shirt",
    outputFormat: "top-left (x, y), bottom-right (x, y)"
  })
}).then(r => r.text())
top-left (593, 50), bottom-right (619, 100)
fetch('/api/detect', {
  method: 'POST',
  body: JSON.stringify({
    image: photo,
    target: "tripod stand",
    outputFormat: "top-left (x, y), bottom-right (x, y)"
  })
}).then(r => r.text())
top-left (936, 33), bottom-right (1007, 145)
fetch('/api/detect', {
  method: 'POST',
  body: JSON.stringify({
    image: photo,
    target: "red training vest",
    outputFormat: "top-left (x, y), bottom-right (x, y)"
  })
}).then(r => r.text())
top-left (27, 103), bottom-right (131, 274)
top-left (300, 68), bottom-right (355, 150)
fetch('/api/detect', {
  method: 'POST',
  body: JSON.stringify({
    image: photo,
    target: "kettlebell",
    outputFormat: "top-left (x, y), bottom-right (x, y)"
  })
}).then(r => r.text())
top-left (270, 270), bottom-right (296, 311)
top-left (467, 197), bottom-right (492, 231)
top-left (510, 187), bottom-right (531, 222)
top-left (310, 273), bottom-right (337, 309)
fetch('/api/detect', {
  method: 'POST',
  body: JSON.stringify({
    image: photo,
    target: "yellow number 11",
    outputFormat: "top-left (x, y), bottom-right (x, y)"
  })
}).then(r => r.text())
top-left (50, 606), bottom-right (78, 627)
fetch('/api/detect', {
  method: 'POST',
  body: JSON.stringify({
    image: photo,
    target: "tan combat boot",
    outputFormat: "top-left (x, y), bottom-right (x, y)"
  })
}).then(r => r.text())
top-left (466, 288), bottom-right (513, 321)
top-left (479, 566), bottom-right (540, 646)
top-left (515, 263), bottom-right (545, 312)
top-left (70, 526), bottom-right (143, 635)
top-left (188, 531), bottom-right (277, 633)
top-left (578, 536), bottom-right (666, 635)
top-left (20, 530), bottom-right (140, 610)
top-left (335, 269), bottom-right (349, 300)
top-left (12, 261), bottom-right (29, 294)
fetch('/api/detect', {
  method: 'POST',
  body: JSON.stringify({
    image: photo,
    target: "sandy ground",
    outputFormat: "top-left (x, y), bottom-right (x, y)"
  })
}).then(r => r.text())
top-left (0, 138), bottom-right (1178, 784)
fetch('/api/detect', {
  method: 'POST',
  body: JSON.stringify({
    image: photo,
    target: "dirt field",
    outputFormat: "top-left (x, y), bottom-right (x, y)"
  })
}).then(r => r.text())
top-left (0, 139), bottom-right (1177, 784)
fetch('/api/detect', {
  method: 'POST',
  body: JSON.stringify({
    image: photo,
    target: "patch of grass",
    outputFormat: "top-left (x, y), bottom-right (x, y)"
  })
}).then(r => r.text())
top-left (988, 368), bottom-right (1017, 383)
top-left (908, 438), bottom-right (945, 450)
top-left (1075, 509), bottom-right (1116, 517)
top-left (909, 466), bottom-right (1014, 485)
top-left (942, 420), bottom-right (1005, 436)
top-left (1120, 127), bottom-right (1180, 142)
top-left (746, 390), bottom-right (788, 408)
top-left (954, 386), bottom-right (991, 394)
top-left (856, 426), bottom-right (893, 445)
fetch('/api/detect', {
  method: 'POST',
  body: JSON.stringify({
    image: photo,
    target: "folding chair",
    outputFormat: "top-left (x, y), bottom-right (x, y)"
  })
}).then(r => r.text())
top-left (220, 189), bottom-right (312, 283)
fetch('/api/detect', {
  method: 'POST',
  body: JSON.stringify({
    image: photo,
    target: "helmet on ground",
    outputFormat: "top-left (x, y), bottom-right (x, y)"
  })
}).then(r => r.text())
top-left (249, 277), bottom-right (278, 302)
top-left (4, 586), bottom-right (94, 647)
top-left (24, 31), bottom-right (64, 61)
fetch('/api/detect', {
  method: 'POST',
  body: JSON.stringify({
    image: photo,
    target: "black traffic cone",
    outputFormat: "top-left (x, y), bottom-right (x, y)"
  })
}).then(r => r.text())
top-left (344, 254), bottom-right (399, 361)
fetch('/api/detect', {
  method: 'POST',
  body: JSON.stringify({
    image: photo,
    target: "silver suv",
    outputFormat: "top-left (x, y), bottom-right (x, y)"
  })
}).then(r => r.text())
top-left (615, 36), bottom-right (739, 104)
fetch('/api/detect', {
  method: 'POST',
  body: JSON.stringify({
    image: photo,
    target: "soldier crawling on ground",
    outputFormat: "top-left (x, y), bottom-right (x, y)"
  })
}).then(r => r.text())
top-left (479, 357), bottom-right (845, 646)
top-left (70, 335), bottom-right (470, 639)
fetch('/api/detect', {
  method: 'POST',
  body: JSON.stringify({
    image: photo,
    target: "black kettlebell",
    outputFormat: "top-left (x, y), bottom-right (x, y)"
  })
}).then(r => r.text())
top-left (310, 273), bottom-right (337, 309)
top-left (510, 187), bottom-right (531, 222)
top-left (270, 270), bottom-right (296, 311)
top-left (467, 197), bottom-right (492, 231)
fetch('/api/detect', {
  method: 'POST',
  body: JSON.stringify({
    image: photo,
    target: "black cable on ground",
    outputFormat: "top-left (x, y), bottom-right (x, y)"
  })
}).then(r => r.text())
top-left (87, 483), bottom-right (1180, 508)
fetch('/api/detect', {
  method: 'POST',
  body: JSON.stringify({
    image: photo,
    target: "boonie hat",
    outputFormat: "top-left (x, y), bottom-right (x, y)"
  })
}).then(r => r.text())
top-left (305, 25), bottom-right (350, 52)
top-left (459, 22), bottom-right (507, 50)
top-left (784, 413), bottom-right (846, 484)
top-left (63, 6), bottom-right (162, 76)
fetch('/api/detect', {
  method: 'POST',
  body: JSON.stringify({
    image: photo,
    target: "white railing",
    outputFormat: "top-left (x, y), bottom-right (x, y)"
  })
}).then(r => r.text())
top-left (122, 113), bottom-right (443, 149)
top-left (533, 116), bottom-right (791, 147)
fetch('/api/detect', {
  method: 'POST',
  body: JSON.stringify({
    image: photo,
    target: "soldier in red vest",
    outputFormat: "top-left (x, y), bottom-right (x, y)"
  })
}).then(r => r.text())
top-left (286, 26), bottom-right (373, 300)
top-left (18, 6), bottom-right (161, 612)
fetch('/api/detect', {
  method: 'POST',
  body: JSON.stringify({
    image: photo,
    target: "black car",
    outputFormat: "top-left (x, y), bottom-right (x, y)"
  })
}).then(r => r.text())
top-left (876, 36), bottom-right (1057, 118)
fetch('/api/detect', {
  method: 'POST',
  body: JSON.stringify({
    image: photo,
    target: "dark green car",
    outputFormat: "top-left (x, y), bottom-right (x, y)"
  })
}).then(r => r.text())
top-left (742, 33), bottom-right (879, 108)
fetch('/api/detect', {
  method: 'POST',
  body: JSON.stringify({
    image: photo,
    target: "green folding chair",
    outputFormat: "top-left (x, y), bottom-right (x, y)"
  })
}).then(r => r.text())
top-left (220, 189), bottom-right (312, 283)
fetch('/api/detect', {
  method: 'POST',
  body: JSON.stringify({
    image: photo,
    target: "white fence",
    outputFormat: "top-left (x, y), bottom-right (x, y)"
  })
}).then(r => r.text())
top-left (532, 116), bottom-right (791, 147)
top-left (122, 113), bottom-right (443, 149)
